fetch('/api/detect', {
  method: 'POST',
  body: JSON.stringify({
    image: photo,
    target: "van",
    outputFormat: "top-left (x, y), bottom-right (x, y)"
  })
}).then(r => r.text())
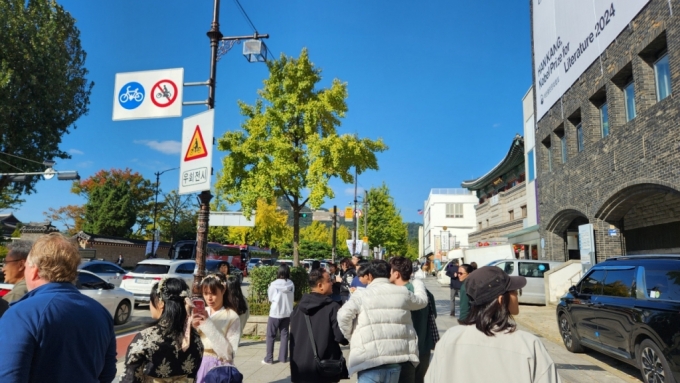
top-left (488, 259), bottom-right (563, 305)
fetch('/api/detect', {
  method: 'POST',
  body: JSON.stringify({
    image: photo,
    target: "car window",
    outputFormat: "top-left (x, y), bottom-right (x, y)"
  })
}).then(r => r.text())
top-left (644, 266), bottom-right (680, 302)
top-left (82, 264), bottom-right (105, 273)
top-left (206, 261), bottom-right (221, 272)
top-left (132, 264), bottom-right (171, 274)
top-left (77, 272), bottom-right (107, 289)
top-left (100, 264), bottom-right (125, 274)
top-left (602, 269), bottom-right (635, 298)
top-left (518, 262), bottom-right (550, 278)
top-left (496, 261), bottom-right (515, 275)
top-left (580, 269), bottom-right (605, 295)
top-left (175, 243), bottom-right (195, 260)
top-left (249, 258), bottom-right (261, 264)
top-left (174, 262), bottom-right (196, 275)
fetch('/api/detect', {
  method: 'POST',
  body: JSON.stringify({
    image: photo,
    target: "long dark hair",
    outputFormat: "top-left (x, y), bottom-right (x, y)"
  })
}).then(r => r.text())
top-left (200, 273), bottom-right (235, 311)
top-left (458, 291), bottom-right (516, 336)
top-left (277, 264), bottom-right (290, 280)
top-left (150, 278), bottom-right (190, 337)
top-left (226, 276), bottom-right (248, 315)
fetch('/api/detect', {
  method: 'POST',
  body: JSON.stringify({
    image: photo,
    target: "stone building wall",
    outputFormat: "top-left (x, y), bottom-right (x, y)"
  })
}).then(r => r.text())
top-left (533, 0), bottom-right (680, 261)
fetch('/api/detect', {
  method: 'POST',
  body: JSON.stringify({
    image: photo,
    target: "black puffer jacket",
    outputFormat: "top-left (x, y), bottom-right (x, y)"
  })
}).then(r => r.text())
top-left (290, 293), bottom-right (349, 383)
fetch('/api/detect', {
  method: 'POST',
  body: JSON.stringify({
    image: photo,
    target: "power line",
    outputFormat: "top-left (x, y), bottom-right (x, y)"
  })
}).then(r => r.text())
top-left (0, 159), bottom-right (25, 172)
top-left (233, 0), bottom-right (257, 32)
top-left (0, 152), bottom-right (46, 166)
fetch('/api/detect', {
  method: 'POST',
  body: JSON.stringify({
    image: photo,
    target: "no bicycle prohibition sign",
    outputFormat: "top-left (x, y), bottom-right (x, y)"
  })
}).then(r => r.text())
top-left (151, 79), bottom-right (178, 108)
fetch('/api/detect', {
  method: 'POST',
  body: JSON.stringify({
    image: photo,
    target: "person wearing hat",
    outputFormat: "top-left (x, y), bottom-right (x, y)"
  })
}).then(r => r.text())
top-left (424, 266), bottom-right (561, 383)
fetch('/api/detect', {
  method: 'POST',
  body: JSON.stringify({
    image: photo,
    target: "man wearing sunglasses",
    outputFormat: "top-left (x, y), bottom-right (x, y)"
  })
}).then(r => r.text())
top-left (2, 240), bottom-right (32, 303)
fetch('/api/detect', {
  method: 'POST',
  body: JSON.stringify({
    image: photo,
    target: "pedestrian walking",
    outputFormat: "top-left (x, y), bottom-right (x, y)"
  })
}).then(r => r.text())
top-left (192, 273), bottom-right (242, 383)
top-left (328, 263), bottom-right (342, 303)
top-left (445, 259), bottom-right (461, 316)
top-left (289, 269), bottom-right (349, 383)
top-left (263, 264), bottom-right (294, 364)
top-left (425, 266), bottom-right (561, 383)
top-left (457, 264), bottom-right (475, 321)
top-left (121, 278), bottom-right (203, 383)
top-left (389, 256), bottom-right (438, 383)
top-left (0, 233), bottom-right (117, 382)
top-left (337, 260), bottom-right (428, 383)
top-left (116, 253), bottom-right (124, 267)
top-left (1, 240), bottom-right (32, 303)
top-left (337, 258), bottom-right (356, 303)
top-left (226, 275), bottom-right (250, 339)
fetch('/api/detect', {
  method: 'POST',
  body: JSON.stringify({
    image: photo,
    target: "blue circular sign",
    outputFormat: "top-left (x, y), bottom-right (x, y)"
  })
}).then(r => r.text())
top-left (538, 264), bottom-right (546, 271)
top-left (118, 82), bottom-right (145, 110)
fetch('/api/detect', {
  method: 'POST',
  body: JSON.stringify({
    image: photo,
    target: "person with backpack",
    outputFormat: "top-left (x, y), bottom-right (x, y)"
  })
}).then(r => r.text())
top-left (289, 269), bottom-right (349, 383)
top-left (263, 264), bottom-right (295, 364)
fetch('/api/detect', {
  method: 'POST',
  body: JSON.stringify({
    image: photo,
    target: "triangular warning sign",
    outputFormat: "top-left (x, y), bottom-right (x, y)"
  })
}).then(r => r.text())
top-left (184, 125), bottom-right (208, 161)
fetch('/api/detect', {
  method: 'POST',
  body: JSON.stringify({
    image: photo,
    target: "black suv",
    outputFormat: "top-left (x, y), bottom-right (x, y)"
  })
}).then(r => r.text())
top-left (557, 255), bottom-right (680, 383)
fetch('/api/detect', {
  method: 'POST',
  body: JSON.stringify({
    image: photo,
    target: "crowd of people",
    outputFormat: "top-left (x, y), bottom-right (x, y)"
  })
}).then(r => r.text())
top-left (0, 233), bottom-right (561, 383)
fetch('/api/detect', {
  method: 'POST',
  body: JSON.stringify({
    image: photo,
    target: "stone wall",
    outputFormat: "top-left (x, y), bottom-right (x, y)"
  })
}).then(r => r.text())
top-left (533, 0), bottom-right (680, 260)
top-left (469, 183), bottom-right (527, 243)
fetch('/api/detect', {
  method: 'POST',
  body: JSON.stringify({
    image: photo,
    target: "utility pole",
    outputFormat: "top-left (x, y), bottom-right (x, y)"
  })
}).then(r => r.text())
top-left (151, 168), bottom-right (178, 259)
top-left (332, 205), bottom-right (337, 263)
top-left (363, 190), bottom-right (368, 238)
top-left (352, 167), bottom-right (358, 255)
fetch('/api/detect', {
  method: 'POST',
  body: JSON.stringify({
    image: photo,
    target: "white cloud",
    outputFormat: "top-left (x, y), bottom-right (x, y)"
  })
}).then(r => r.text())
top-left (68, 149), bottom-right (84, 155)
top-left (77, 160), bottom-right (93, 168)
top-left (133, 140), bottom-right (181, 154)
top-left (344, 187), bottom-right (365, 196)
top-left (492, 123), bottom-right (501, 128)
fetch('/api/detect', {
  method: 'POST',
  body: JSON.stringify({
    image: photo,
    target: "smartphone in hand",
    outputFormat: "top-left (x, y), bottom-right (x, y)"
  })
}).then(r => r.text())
top-left (192, 298), bottom-right (206, 315)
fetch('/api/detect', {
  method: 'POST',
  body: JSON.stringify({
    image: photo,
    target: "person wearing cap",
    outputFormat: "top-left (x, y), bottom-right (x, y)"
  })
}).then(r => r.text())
top-left (425, 266), bottom-right (561, 383)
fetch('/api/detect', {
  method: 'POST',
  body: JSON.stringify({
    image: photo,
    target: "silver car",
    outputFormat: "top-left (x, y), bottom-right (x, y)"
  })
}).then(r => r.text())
top-left (78, 260), bottom-right (127, 287)
top-left (120, 259), bottom-right (197, 305)
top-left (489, 259), bottom-right (564, 305)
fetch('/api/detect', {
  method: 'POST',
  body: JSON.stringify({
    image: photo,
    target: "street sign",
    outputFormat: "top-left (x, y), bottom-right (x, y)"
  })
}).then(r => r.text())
top-left (112, 68), bottom-right (184, 121)
top-left (346, 240), bottom-right (364, 255)
top-left (578, 224), bottom-right (595, 269)
top-left (362, 236), bottom-right (368, 243)
top-left (179, 109), bottom-right (214, 195)
top-left (344, 207), bottom-right (353, 221)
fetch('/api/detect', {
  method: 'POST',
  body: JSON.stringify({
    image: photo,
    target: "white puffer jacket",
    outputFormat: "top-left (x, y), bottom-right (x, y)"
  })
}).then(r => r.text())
top-left (337, 278), bottom-right (429, 376)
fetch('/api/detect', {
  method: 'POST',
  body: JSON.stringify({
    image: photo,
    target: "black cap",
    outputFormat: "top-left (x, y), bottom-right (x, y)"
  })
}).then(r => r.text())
top-left (465, 266), bottom-right (527, 306)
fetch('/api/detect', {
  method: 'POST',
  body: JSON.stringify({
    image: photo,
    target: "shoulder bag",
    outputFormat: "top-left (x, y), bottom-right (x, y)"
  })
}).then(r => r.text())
top-left (303, 314), bottom-right (346, 379)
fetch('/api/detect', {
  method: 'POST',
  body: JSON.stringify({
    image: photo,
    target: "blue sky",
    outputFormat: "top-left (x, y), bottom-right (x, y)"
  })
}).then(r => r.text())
top-left (11, 0), bottom-right (532, 228)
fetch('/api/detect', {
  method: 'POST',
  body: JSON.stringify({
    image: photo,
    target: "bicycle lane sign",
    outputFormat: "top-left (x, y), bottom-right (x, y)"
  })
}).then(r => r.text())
top-left (112, 68), bottom-right (183, 121)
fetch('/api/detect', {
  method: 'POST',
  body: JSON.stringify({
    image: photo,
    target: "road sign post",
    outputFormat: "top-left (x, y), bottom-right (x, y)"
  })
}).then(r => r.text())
top-left (112, 68), bottom-right (184, 121)
top-left (179, 109), bottom-right (214, 195)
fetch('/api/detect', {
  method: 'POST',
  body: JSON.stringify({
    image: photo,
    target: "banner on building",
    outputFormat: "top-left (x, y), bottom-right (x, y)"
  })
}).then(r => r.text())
top-left (533, 0), bottom-right (650, 120)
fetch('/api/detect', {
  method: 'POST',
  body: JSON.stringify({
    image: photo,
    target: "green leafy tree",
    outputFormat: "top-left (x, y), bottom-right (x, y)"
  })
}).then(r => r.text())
top-left (300, 221), bottom-right (331, 244)
top-left (216, 48), bottom-right (387, 265)
top-left (359, 183), bottom-right (408, 256)
top-left (82, 178), bottom-right (136, 237)
top-left (157, 190), bottom-right (197, 243)
top-left (0, 0), bottom-right (93, 207)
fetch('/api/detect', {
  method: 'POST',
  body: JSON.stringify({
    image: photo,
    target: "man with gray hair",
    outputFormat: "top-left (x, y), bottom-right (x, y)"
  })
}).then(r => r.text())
top-left (2, 240), bottom-right (32, 302)
top-left (0, 233), bottom-right (117, 382)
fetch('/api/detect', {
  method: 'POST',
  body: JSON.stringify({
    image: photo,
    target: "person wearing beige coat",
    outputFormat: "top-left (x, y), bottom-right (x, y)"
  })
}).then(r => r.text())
top-left (337, 260), bottom-right (428, 382)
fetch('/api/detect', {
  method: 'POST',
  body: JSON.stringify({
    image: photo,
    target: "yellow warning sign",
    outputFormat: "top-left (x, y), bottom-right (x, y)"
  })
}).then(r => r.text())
top-left (184, 125), bottom-right (208, 161)
top-left (344, 207), bottom-right (354, 221)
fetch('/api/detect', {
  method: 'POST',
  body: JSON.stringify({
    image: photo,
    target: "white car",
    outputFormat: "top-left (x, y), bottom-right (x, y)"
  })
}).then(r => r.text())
top-left (0, 271), bottom-right (134, 325)
top-left (78, 260), bottom-right (127, 287)
top-left (120, 259), bottom-right (196, 305)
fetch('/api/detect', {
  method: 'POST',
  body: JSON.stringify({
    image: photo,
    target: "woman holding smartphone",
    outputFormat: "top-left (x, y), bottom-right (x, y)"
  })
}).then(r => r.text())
top-left (121, 278), bottom-right (203, 383)
top-left (192, 273), bottom-right (241, 383)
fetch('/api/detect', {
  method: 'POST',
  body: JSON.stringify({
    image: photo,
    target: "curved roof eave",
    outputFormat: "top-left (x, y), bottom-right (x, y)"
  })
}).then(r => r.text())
top-left (461, 135), bottom-right (525, 190)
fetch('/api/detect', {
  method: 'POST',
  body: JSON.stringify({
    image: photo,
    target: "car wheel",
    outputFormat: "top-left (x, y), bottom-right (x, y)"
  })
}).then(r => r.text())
top-left (637, 339), bottom-right (674, 383)
top-left (114, 300), bottom-right (132, 325)
top-left (559, 314), bottom-right (584, 353)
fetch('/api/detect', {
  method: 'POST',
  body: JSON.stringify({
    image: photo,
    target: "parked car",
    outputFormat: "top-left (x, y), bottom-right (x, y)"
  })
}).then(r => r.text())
top-left (489, 259), bottom-right (563, 305)
top-left (0, 270), bottom-right (134, 325)
top-left (246, 258), bottom-right (262, 272)
top-left (557, 255), bottom-right (680, 383)
top-left (78, 260), bottom-right (127, 287)
top-left (274, 259), bottom-right (294, 267)
top-left (120, 259), bottom-right (196, 306)
top-left (205, 260), bottom-right (243, 283)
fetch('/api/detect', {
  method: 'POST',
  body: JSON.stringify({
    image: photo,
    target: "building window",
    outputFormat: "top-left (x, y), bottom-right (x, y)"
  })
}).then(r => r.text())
top-left (600, 102), bottom-right (609, 137)
top-left (655, 53), bottom-right (671, 101)
top-left (446, 203), bottom-right (463, 218)
top-left (486, 219), bottom-right (489, 228)
top-left (624, 82), bottom-right (636, 121)
top-left (508, 210), bottom-right (514, 221)
top-left (576, 123), bottom-right (584, 152)
top-left (543, 138), bottom-right (552, 172)
top-left (521, 205), bottom-right (527, 218)
top-left (478, 222), bottom-right (482, 231)
top-left (527, 149), bottom-right (535, 182)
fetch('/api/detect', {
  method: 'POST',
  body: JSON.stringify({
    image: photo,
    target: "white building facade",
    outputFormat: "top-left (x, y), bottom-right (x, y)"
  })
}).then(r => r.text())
top-left (422, 188), bottom-right (478, 257)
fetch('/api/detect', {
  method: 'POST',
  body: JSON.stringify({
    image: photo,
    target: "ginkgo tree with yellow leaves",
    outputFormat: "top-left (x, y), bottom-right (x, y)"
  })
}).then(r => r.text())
top-left (216, 48), bottom-right (387, 266)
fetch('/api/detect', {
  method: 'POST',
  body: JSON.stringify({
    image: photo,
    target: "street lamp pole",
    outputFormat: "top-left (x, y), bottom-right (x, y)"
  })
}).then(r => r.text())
top-left (150, 168), bottom-right (178, 258)
top-left (192, 0), bottom-right (269, 296)
top-left (352, 167), bottom-right (358, 255)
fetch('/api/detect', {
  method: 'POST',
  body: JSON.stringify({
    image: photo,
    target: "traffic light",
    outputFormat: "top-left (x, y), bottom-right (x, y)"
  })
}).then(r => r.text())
top-left (301, 213), bottom-right (307, 218)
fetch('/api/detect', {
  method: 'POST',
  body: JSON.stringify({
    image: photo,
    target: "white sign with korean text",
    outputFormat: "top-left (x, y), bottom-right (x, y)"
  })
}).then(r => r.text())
top-left (179, 109), bottom-right (214, 195)
top-left (532, 1), bottom-right (650, 120)
top-left (112, 68), bottom-right (184, 120)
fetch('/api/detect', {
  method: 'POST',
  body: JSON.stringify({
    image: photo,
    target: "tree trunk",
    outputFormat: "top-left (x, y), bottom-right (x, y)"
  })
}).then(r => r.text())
top-left (293, 205), bottom-right (300, 267)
